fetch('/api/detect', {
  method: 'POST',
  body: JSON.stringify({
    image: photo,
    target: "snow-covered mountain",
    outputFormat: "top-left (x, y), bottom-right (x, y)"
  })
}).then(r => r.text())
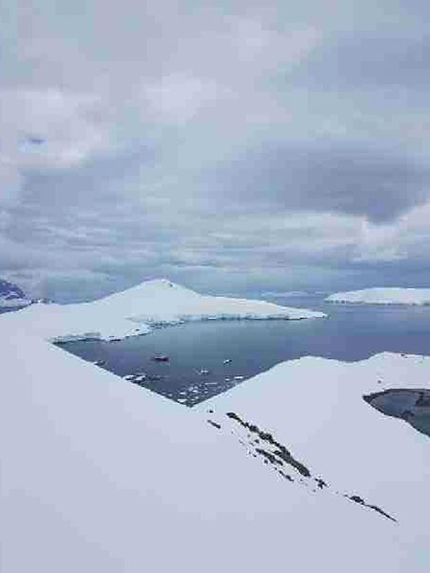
top-left (0, 278), bottom-right (325, 342)
top-left (0, 278), bottom-right (32, 308)
top-left (326, 287), bottom-right (430, 305)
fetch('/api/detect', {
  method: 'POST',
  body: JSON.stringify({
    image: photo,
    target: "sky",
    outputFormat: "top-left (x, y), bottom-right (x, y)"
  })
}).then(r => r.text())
top-left (1, 0), bottom-right (430, 302)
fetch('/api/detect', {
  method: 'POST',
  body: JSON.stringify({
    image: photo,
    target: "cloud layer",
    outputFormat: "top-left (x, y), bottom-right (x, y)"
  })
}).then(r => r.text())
top-left (1, 1), bottom-right (430, 300)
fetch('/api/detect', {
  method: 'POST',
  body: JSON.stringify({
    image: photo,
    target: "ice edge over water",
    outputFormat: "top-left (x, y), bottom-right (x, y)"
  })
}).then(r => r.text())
top-left (327, 287), bottom-right (430, 305)
top-left (0, 278), bottom-right (325, 343)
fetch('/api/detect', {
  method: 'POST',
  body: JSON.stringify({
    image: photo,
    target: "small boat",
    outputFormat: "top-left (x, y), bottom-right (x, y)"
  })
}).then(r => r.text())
top-left (151, 355), bottom-right (169, 362)
top-left (198, 369), bottom-right (210, 375)
top-left (223, 359), bottom-right (232, 364)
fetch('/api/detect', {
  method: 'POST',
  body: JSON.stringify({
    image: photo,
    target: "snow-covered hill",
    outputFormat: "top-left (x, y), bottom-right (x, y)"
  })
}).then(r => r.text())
top-left (326, 287), bottom-right (430, 305)
top-left (0, 278), bottom-right (32, 308)
top-left (2, 323), bottom-right (430, 572)
top-left (0, 278), bottom-right (325, 342)
top-left (200, 352), bottom-right (430, 547)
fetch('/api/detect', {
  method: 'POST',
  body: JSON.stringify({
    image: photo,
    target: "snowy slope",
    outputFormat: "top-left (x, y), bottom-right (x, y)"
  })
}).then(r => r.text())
top-left (0, 278), bottom-right (325, 342)
top-left (199, 352), bottom-right (430, 561)
top-left (1, 326), bottom-right (429, 572)
top-left (326, 287), bottom-right (430, 305)
top-left (0, 278), bottom-right (32, 308)
top-left (2, 279), bottom-right (429, 571)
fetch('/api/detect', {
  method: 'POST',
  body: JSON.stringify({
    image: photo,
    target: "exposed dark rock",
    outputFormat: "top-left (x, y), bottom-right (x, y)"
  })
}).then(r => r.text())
top-left (225, 411), bottom-right (396, 523)
top-left (363, 389), bottom-right (430, 438)
top-left (226, 411), bottom-right (311, 477)
top-left (272, 448), bottom-right (310, 478)
top-left (348, 495), bottom-right (397, 522)
top-left (315, 478), bottom-right (328, 489)
top-left (255, 448), bottom-right (283, 466)
top-left (417, 391), bottom-right (430, 407)
top-left (367, 504), bottom-right (397, 522)
top-left (278, 470), bottom-right (294, 482)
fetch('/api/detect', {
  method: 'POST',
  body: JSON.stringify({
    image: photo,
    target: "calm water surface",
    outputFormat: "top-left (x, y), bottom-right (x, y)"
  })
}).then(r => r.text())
top-left (56, 296), bottom-right (430, 406)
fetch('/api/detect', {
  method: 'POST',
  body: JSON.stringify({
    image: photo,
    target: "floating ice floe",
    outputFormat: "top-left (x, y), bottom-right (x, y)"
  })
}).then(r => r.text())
top-left (151, 355), bottom-right (170, 362)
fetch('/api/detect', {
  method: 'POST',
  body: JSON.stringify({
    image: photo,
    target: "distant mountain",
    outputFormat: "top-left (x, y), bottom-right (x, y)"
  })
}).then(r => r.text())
top-left (0, 278), bottom-right (32, 308)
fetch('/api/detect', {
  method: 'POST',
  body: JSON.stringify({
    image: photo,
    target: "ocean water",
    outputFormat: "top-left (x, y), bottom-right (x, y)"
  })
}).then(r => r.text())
top-left (56, 295), bottom-right (430, 406)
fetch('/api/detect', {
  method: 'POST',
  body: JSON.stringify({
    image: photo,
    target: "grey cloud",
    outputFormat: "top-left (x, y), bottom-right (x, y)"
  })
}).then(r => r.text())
top-left (2, 0), bottom-right (430, 300)
top-left (18, 146), bottom-right (154, 212)
top-left (293, 32), bottom-right (430, 90)
top-left (205, 142), bottom-right (430, 222)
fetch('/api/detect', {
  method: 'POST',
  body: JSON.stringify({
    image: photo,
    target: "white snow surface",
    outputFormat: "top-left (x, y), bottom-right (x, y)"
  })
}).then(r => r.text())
top-left (327, 287), bottom-right (430, 305)
top-left (0, 278), bottom-right (324, 342)
top-left (200, 352), bottom-right (430, 567)
top-left (1, 319), bottom-right (430, 571)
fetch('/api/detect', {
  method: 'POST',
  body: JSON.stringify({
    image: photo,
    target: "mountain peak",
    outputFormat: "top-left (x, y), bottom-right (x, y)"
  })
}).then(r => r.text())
top-left (0, 278), bottom-right (26, 299)
top-left (0, 278), bottom-right (32, 308)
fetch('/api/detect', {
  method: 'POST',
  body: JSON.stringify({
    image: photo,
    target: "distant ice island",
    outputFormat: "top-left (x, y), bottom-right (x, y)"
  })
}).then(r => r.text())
top-left (326, 287), bottom-right (430, 305)
top-left (0, 278), bottom-right (325, 343)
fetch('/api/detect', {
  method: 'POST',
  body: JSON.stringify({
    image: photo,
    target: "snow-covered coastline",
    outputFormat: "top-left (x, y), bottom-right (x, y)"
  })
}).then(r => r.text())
top-left (326, 287), bottom-right (430, 305)
top-left (0, 278), bottom-right (325, 342)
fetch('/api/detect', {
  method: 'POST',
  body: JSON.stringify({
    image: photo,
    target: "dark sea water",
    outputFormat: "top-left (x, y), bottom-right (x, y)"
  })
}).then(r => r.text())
top-left (54, 295), bottom-right (430, 406)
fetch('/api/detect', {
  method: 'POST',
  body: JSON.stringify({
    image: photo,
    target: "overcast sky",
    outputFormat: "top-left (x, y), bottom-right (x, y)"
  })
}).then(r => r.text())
top-left (1, 1), bottom-right (430, 301)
